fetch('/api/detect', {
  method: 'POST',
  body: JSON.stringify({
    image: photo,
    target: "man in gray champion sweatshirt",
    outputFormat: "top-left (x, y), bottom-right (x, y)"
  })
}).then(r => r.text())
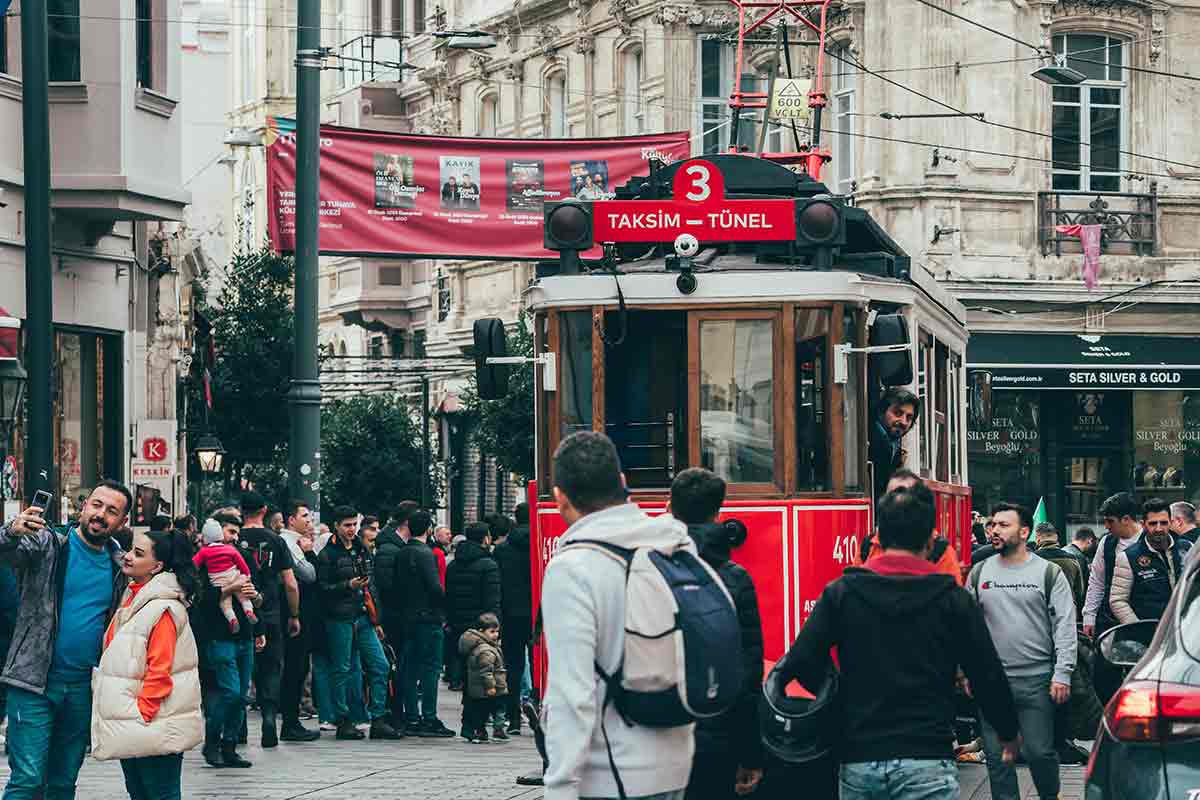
top-left (968, 501), bottom-right (1077, 800)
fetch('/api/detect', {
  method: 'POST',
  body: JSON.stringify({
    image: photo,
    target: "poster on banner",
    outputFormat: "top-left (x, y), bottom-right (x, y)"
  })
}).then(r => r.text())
top-left (265, 121), bottom-right (691, 259)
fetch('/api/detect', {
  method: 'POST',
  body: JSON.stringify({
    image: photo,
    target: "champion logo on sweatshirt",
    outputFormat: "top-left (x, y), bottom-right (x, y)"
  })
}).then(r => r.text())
top-left (979, 580), bottom-right (1040, 591)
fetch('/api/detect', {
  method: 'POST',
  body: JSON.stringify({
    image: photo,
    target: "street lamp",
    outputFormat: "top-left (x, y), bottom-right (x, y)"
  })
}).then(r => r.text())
top-left (194, 433), bottom-right (226, 475)
top-left (0, 314), bottom-right (27, 504)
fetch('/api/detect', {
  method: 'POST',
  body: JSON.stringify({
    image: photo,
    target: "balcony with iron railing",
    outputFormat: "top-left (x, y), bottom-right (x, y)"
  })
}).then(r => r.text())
top-left (1038, 187), bottom-right (1157, 258)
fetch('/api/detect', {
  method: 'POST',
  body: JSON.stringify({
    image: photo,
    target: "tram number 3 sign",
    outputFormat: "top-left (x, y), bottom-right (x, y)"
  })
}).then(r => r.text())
top-left (591, 159), bottom-right (797, 244)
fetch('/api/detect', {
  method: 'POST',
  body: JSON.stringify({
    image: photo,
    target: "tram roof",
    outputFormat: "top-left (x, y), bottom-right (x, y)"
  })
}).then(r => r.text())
top-left (525, 255), bottom-right (968, 331)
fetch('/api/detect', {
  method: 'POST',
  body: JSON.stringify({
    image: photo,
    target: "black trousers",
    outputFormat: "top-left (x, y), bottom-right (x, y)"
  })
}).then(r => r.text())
top-left (446, 627), bottom-right (466, 686)
top-left (381, 619), bottom-right (407, 724)
top-left (463, 695), bottom-right (500, 733)
top-left (686, 750), bottom-right (738, 800)
top-left (281, 622), bottom-right (311, 725)
top-left (254, 621), bottom-right (285, 715)
top-left (502, 619), bottom-right (532, 728)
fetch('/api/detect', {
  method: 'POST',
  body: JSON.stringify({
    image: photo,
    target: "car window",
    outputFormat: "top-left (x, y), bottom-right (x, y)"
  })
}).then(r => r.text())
top-left (1182, 557), bottom-right (1200, 662)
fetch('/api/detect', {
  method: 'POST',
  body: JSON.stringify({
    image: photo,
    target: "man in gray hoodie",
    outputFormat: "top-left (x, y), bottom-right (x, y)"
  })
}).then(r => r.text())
top-left (968, 502), bottom-right (1077, 800)
top-left (542, 431), bottom-right (694, 800)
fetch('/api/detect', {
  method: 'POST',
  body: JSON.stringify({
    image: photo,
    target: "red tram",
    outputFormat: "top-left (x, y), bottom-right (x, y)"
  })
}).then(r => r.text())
top-left (473, 154), bottom-right (972, 679)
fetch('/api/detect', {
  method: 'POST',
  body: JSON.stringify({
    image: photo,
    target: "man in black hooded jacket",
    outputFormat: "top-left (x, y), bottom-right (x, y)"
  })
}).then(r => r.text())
top-left (669, 468), bottom-right (765, 800)
top-left (779, 482), bottom-right (1020, 799)
top-left (493, 503), bottom-right (533, 735)
top-left (444, 521), bottom-right (502, 708)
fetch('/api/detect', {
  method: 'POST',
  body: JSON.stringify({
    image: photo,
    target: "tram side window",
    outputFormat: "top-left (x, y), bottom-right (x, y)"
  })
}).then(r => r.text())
top-left (935, 341), bottom-right (950, 482)
top-left (604, 311), bottom-right (688, 489)
top-left (843, 309), bottom-right (864, 492)
top-left (918, 331), bottom-right (933, 477)
top-left (560, 311), bottom-right (593, 439)
top-left (796, 308), bottom-right (830, 490)
top-left (699, 317), bottom-right (775, 485)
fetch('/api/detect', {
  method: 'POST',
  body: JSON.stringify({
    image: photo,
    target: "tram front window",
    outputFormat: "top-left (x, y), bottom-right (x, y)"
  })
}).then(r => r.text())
top-left (699, 317), bottom-right (775, 484)
top-left (560, 311), bottom-right (593, 439)
top-left (605, 311), bottom-right (687, 489)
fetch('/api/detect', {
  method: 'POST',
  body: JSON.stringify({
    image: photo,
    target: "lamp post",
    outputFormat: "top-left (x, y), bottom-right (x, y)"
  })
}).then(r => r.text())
top-left (0, 315), bottom-right (27, 506)
top-left (194, 433), bottom-right (225, 514)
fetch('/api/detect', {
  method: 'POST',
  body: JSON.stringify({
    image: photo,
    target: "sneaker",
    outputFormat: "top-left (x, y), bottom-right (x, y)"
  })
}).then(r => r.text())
top-left (476, 727), bottom-right (489, 743)
top-left (319, 721), bottom-right (337, 732)
top-left (335, 720), bottom-right (365, 741)
top-left (507, 723), bottom-right (521, 736)
top-left (280, 723), bottom-right (321, 742)
top-left (227, 617), bottom-right (240, 635)
top-left (370, 719), bottom-right (405, 740)
top-left (492, 726), bottom-right (510, 741)
top-left (420, 719), bottom-right (456, 738)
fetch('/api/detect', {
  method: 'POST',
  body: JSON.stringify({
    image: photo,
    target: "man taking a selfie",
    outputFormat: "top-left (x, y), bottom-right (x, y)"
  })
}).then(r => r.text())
top-left (0, 482), bottom-right (132, 800)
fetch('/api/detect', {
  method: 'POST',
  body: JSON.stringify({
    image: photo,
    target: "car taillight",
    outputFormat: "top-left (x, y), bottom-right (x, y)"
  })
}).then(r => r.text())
top-left (1106, 681), bottom-right (1200, 743)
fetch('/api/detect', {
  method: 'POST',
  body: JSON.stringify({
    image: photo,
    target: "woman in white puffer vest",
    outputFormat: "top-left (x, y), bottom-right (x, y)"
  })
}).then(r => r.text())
top-left (91, 528), bottom-right (204, 799)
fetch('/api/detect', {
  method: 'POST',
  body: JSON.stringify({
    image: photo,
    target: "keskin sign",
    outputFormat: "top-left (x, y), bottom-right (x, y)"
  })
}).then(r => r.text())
top-left (265, 120), bottom-right (690, 260)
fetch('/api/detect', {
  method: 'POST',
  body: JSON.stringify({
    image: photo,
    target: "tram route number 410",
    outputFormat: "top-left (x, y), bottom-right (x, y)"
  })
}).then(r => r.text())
top-left (832, 533), bottom-right (860, 565)
top-left (591, 160), bottom-right (798, 244)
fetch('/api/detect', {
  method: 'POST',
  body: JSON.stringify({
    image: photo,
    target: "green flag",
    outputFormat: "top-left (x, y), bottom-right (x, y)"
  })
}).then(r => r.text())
top-left (1030, 497), bottom-right (1048, 542)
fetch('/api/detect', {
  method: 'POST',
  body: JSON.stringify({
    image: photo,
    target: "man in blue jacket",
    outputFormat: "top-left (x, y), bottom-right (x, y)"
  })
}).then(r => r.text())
top-left (0, 481), bottom-right (132, 800)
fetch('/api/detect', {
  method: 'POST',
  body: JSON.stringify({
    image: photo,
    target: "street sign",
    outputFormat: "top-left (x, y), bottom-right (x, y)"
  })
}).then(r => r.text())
top-left (769, 78), bottom-right (811, 124)
top-left (591, 160), bottom-right (797, 244)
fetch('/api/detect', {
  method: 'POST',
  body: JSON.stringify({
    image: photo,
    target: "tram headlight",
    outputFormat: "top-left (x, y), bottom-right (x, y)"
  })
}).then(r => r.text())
top-left (796, 198), bottom-right (846, 247)
top-left (544, 201), bottom-right (594, 251)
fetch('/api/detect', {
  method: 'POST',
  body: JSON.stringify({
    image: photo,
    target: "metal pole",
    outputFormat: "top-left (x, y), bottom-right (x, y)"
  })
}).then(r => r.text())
top-left (421, 376), bottom-right (430, 509)
top-left (288, 0), bottom-right (322, 513)
top-left (21, 0), bottom-right (54, 498)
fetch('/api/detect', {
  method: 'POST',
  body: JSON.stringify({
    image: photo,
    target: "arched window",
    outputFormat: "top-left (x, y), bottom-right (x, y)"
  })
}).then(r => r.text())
top-left (546, 71), bottom-right (567, 137)
top-left (479, 92), bottom-right (499, 136)
top-left (622, 48), bottom-right (643, 134)
top-left (1051, 33), bottom-right (1127, 192)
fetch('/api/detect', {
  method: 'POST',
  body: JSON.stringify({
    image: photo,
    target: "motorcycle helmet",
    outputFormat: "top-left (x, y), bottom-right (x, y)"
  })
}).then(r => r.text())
top-left (759, 659), bottom-right (840, 764)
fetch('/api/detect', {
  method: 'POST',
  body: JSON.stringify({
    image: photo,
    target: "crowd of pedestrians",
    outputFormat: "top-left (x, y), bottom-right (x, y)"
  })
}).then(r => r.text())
top-left (0, 479), bottom-right (537, 799)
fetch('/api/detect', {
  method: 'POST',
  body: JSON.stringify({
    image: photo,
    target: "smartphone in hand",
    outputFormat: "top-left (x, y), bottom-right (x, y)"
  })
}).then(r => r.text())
top-left (30, 490), bottom-right (52, 514)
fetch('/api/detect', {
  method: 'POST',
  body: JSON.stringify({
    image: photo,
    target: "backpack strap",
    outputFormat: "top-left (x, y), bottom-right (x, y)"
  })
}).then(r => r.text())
top-left (968, 562), bottom-right (983, 598)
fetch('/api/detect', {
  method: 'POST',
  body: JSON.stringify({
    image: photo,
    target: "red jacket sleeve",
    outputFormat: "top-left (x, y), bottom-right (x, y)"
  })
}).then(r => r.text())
top-left (230, 546), bottom-right (251, 575)
top-left (435, 547), bottom-right (447, 588)
top-left (138, 611), bottom-right (178, 722)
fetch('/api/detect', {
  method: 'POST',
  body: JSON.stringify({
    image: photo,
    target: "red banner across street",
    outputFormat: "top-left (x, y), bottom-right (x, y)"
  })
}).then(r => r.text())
top-left (265, 123), bottom-right (691, 260)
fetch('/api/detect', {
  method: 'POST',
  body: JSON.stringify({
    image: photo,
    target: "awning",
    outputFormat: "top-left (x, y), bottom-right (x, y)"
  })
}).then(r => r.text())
top-left (967, 332), bottom-right (1200, 390)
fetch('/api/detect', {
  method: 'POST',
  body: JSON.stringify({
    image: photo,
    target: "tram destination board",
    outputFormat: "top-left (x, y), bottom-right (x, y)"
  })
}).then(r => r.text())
top-left (592, 159), bottom-right (797, 243)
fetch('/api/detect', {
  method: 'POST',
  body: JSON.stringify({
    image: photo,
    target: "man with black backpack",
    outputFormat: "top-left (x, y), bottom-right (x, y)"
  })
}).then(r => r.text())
top-left (543, 432), bottom-right (729, 800)
top-left (779, 482), bottom-right (1019, 800)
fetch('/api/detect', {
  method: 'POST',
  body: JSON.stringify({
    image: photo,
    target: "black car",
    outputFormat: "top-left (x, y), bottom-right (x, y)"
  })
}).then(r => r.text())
top-left (1087, 551), bottom-right (1200, 800)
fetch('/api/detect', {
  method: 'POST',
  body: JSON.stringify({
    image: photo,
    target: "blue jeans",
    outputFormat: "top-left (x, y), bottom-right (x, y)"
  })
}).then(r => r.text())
top-left (203, 638), bottom-right (254, 744)
top-left (980, 672), bottom-right (1059, 800)
top-left (402, 622), bottom-right (444, 723)
top-left (2, 681), bottom-right (92, 800)
top-left (839, 759), bottom-right (958, 800)
top-left (119, 753), bottom-right (183, 800)
top-left (312, 651), bottom-right (366, 724)
top-left (582, 791), bottom-right (686, 800)
top-left (327, 615), bottom-right (389, 722)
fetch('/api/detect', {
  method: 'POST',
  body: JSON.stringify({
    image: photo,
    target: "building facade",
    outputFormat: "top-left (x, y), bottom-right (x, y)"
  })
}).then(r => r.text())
top-left (0, 0), bottom-right (196, 519)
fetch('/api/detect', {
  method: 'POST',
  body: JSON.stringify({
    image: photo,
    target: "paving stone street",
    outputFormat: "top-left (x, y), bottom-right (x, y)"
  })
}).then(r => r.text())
top-left (0, 689), bottom-right (1084, 799)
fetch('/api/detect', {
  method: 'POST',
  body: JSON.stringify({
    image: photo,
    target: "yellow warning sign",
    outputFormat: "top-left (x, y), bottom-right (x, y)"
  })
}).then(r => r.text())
top-left (769, 78), bottom-right (812, 123)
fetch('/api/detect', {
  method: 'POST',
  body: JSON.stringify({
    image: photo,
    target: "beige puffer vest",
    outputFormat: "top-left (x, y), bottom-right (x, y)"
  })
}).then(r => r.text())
top-left (90, 572), bottom-right (203, 761)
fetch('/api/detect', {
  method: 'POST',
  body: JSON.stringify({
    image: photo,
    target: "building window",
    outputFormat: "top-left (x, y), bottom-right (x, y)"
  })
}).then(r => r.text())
top-left (1052, 34), bottom-right (1126, 193)
top-left (546, 72), bottom-right (567, 137)
top-left (623, 48), bottom-right (643, 134)
top-left (49, 0), bottom-right (81, 82)
top-left (390, 331), bottom-right (407, 357)
top-left (1, 12), bottom-right (9, 75)
top-left (830, 44), bottom-right (857, 194)
top-left (412, 0), bottom-right (426, 34)
top-left (240, 0), bottom-right (255, 102)
top-left (479, 93), bottom-right (498, 136)
top-left (697, 37), bottom-right (757, 154)
top-left (368, 337), bottom-right (384, 359)
top-left (136, 0), bottom-right (153, 87)
top-left (437, 269), bottom-right (451, 321)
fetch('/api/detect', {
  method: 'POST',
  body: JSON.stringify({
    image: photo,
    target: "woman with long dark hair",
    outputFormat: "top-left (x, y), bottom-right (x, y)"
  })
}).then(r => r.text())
top-left (91, 529), bottom-right (204, 799)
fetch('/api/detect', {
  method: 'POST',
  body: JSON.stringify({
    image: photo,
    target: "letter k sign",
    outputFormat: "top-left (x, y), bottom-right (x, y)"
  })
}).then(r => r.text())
top-left (143, 438), bottom-right (168, 462)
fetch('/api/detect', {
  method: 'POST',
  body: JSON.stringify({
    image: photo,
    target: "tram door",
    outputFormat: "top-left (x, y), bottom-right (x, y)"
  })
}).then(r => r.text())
top-left (603, 311), bottom-right (688, 489)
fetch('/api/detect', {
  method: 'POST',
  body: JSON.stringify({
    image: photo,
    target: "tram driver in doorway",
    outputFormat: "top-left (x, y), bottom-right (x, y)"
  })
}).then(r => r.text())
top-left (868, 387), bottom-right (922, 501)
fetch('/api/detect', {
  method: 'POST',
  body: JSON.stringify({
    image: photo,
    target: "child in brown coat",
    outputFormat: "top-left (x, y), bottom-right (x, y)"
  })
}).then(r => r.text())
top-left (458, 613), bottom-right (509, 743)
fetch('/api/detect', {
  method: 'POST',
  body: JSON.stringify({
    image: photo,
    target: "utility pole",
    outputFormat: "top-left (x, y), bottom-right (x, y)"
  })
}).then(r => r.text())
top-left (288, 0), bottom-right (322, 513)
top-left (420, 376), bottom-right (430, 509)
top-left (21, 0), bottom-right (54, 497)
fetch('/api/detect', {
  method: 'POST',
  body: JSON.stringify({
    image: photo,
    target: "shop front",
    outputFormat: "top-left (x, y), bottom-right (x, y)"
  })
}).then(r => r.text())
top-left (967, 333), bottom-right (1200, 537)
